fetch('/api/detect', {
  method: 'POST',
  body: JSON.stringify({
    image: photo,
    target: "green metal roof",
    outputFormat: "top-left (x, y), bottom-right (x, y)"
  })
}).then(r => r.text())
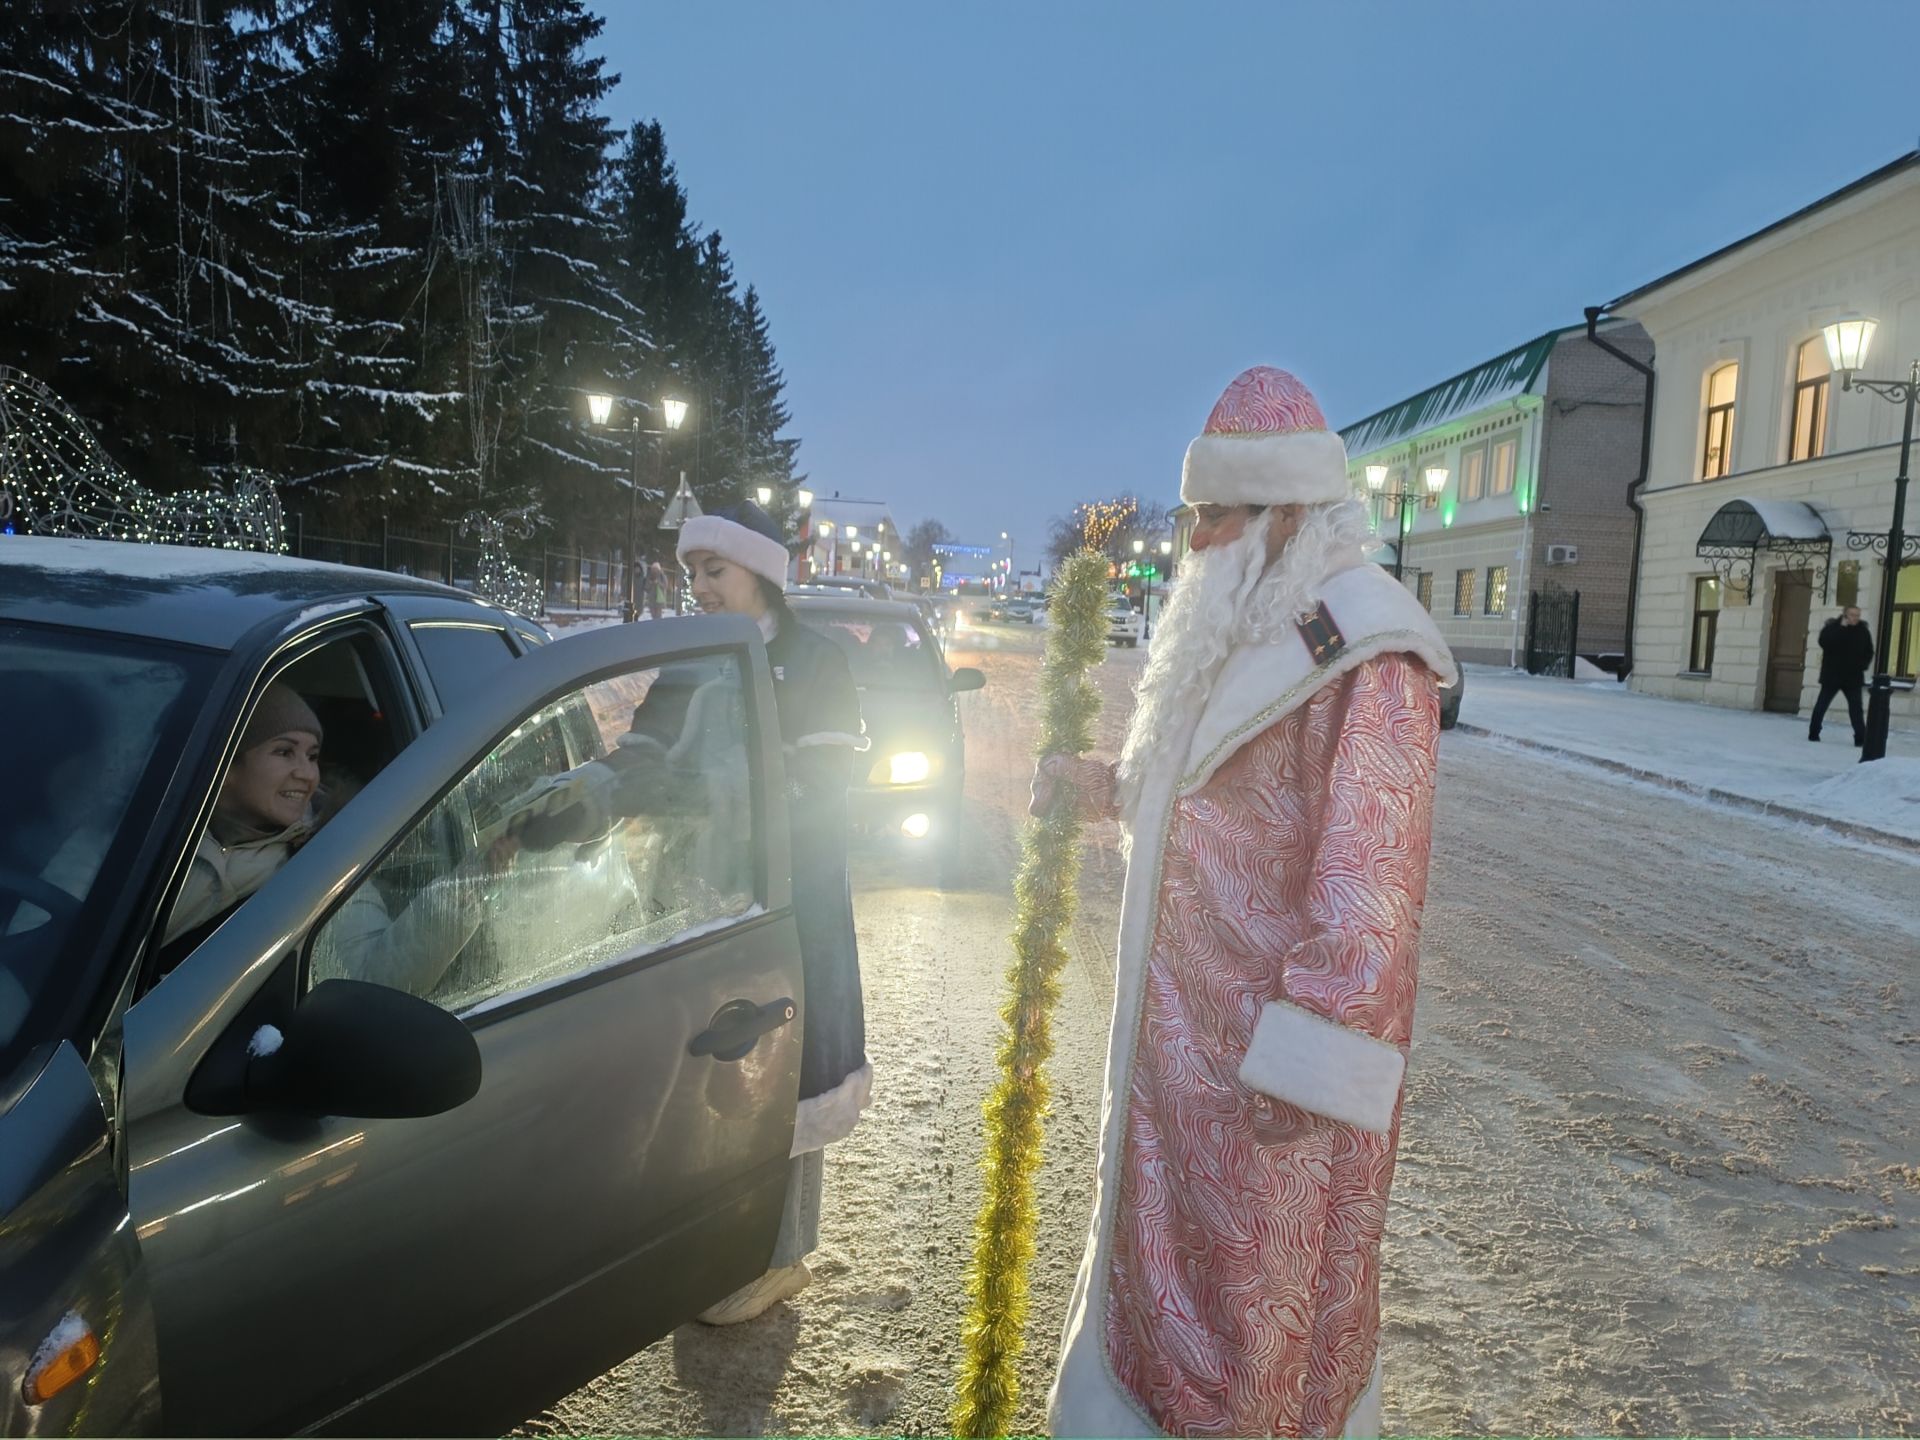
top-left (1339, 326), bottom-right (1576, 458)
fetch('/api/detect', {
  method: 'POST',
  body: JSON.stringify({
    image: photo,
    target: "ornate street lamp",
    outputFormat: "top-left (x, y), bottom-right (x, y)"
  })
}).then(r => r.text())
top-left (1822, 315), bottom-right (1916, 762)
top-left (1362, 462), bottom-right (1445, 582)
top-left (589, 390), bottom-right (687, 620)
top-left (756, 485), bottom-right (773, 507)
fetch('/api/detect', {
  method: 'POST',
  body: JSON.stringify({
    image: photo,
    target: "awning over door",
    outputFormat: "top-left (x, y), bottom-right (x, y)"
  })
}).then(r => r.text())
top-left (1695, 497), bottom-right (1831, 597)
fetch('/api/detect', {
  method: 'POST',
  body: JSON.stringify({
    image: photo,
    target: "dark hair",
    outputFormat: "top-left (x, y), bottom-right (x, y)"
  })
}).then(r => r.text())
top-left (757, 576), bottom-right (792, 621)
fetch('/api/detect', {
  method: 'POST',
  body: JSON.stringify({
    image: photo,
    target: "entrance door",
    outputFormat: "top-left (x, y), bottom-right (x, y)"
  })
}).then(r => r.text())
top-left (1765, 572), bottom-right (1814, 712)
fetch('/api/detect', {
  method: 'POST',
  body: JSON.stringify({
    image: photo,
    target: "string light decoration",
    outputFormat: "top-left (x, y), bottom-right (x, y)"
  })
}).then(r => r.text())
top-left (0, 367), bottom-right (287, 551)
top-left (1077, 496), bottom-right (1138, 554)
top-left (460, 506), bottom-right (543, 616)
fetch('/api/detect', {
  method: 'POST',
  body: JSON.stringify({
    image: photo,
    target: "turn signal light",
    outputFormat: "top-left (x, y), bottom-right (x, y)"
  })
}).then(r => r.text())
top-left (23, 1318), bottom-right (99, 1406)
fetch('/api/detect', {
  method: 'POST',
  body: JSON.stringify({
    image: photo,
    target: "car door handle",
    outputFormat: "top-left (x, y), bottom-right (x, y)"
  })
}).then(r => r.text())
top-left (689, 997), bottom-right (797, 1061)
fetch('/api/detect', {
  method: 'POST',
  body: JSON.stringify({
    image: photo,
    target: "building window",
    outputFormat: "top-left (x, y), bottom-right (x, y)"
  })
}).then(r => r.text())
top-left (1484, 566), bottom-right (1509, 615)
top-left (1896, 564), bottom-right (1920, 681)
top-left (1417, 572), bottom-right (1434, 611)
top-left (1789, 338), bottom-right (1829, 463)
top-left (1701, 363), bottom-right (1737, 479)
top-left (1454, 569), bottom-right (1475, 616)
top-left (1490, 437), bottom-right (1518, 495)
top-left (1689, 576), bottom-right (1721, 673)
top-left (1460, 445), bottom-right (1486, 501)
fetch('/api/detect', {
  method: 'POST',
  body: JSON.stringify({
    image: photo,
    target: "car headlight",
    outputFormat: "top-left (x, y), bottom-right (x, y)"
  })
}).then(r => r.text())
top-left (888, 751), bottom-right (932, 786)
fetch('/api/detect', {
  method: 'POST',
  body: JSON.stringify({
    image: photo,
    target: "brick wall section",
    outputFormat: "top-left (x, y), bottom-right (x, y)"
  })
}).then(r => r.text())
top-left (1530, 324), bottom-right (1652, 660)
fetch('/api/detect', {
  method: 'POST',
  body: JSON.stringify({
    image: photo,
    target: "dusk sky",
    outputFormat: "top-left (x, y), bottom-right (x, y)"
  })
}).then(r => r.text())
top-left (597, 4), bottom-right (1920, 571)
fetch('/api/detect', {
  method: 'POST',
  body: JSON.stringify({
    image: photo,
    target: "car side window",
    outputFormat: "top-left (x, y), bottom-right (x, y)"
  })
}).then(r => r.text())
top-left (151, 628), bottom-right (410, 981)
top-left (306, 651), bottom-right (760, 1015)
top-left (410, 622), bottom-right (517, 711)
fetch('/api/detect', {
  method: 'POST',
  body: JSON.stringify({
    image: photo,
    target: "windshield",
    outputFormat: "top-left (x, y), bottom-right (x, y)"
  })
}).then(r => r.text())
top-left (803, 610), bottom-right (943, 690)
top-left (0, 624), bottom-right (210, 1074)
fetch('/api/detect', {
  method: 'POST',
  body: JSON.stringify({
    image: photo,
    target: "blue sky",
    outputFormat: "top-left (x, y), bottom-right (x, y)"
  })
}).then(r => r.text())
top-left (596, 3), bottom-right (1920, 571)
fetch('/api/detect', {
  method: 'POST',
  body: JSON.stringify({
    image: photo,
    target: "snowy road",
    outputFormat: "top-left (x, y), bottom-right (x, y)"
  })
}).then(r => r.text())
top-left (526, 625), bottom-right (1918, 1438)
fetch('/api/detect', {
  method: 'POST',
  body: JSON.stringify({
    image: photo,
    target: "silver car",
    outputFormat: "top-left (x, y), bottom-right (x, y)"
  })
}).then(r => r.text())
top-left (1, 538), bottom-right (805, 1436)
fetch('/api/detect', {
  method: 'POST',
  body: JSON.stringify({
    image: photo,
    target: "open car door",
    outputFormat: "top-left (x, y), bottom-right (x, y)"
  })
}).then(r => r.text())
top-left (119, 616), bottom-right (802, 1436)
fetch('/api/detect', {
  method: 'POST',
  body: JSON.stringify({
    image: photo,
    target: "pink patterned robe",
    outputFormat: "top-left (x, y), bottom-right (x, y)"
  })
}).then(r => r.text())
top-left (1051, 564), bottom-right (1450, 1440)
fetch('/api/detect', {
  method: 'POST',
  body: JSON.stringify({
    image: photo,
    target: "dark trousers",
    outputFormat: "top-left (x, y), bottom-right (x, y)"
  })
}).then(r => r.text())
top-left (1809, 679), bottom-right (1866, 742)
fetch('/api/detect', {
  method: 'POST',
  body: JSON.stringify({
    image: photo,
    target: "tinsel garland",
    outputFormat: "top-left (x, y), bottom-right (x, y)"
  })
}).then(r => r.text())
top-left (954, 549), bottom-right (1111, 1439)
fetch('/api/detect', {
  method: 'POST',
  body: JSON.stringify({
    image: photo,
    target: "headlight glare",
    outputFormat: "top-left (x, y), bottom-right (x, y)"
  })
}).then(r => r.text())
top-left (889, 751), bottom-right (932, 786)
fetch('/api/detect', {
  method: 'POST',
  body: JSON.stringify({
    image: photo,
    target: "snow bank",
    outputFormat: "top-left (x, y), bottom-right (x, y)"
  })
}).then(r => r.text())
top-left (1802, 757), bottom-right (1920, 817)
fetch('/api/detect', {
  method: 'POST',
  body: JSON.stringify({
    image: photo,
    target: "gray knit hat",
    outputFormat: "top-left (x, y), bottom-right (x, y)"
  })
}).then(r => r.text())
top-left (240, 683), bottom-right (323, 751)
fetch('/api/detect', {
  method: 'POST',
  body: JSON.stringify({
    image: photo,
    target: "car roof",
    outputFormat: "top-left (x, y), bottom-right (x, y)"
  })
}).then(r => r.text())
top-left (787, 594), bottom-right (928, 623)
top-left (0, 535), bottom-right (496, 650)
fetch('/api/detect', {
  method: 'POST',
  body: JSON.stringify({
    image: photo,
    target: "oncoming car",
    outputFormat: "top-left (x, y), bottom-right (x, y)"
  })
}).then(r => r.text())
top-left (1107, 600), bottom-right (1144, 647)
top-left (1, 537), bottom-right (810, 1437)
top-left (785, 595), bottom-right (983, 881)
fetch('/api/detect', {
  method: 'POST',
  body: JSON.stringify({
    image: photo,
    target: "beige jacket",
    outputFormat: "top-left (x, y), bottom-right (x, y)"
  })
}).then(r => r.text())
top-left (164, 816), bottom-right (313, 945)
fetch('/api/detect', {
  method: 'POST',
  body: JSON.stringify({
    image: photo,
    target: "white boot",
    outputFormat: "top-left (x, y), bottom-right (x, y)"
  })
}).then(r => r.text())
top-left (695, 1263), bottom-right (811, 1326)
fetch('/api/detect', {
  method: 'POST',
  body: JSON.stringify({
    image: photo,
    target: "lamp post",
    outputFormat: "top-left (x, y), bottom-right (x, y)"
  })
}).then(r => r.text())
top-left (1822, 316), bottom-right (1915, 763)
top-left (1364, 462), bottom-right (1448, 583)
top-left (588, 390), bottom-right (687, 621)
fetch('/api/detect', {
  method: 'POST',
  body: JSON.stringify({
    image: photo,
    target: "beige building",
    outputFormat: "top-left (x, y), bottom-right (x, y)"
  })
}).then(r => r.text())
top-left (1602, 150), bottom-right (1920, 719)
top-left (1340, 324), bottom-right (1650, 668)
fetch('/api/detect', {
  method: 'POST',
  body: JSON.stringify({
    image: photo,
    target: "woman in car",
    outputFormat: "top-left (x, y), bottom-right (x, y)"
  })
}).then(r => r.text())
top-left (679, 502), bottom-right (872, 1325)
top-left (164, 684), bottom-right (325, 949)
top-left (164, 684), bottom-right (518, 996)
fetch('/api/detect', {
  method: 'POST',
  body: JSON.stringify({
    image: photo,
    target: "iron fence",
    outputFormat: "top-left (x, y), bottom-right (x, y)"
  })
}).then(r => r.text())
top-left (287, 513), bottom-right (675, 617)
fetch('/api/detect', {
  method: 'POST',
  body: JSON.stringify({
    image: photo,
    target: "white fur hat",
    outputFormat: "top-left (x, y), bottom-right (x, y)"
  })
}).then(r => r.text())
top-left (1180, 366), bottom-right (1350, 508)
top-left (676, 505), bottom-right (790, 590)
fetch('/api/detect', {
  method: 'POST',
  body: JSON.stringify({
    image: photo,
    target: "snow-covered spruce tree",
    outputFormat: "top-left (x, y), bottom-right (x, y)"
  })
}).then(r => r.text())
top-left (474, 0), bottom-right (638, 542)
top-left (954, 551), bottom-right (1110, 1439)
top-left (282, 0), bottom-right (487, 520)
top-left (0, 0), bottom-right (338, 491)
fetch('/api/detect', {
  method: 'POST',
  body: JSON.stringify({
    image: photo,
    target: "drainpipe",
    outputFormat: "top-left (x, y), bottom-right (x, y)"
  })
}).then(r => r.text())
top-left (1584, 305), bottom-right (1655, 680)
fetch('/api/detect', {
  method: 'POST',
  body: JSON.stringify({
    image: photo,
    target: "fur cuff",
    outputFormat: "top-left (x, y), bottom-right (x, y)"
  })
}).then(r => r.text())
top-left (1181, 429), bottom-right (1351, 508)
top-left (677, 514), bottom-right (790, 590)
top-left (792, 1061), bottom-right (873, 1156)
top-left (1238, 1000), bottom-right (1405, 1133)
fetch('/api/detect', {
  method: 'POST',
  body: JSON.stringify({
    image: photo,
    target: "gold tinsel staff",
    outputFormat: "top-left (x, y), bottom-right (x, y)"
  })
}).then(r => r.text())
top-left (953, 549), bottom-right (1110, 1439)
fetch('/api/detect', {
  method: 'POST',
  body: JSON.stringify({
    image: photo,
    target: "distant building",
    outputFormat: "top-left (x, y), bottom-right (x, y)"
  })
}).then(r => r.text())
top-left (1339, 322), bottom-right (1650, 668)
top-left (799, 496), bottom-right (901, 584)
top-left (1603, 149), bottom-right (1920, 718)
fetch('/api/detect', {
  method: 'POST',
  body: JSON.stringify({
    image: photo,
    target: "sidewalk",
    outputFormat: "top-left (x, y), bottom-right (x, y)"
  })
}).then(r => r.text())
top-left (1453, 664), bottom-right (1920, 850)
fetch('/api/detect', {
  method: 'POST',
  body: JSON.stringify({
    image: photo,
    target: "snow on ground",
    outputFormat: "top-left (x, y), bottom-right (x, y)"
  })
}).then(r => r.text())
top-left (1457, 664), bottom-right (1920, 843)
top-left (528, 627), bottom-right (1920, 1438)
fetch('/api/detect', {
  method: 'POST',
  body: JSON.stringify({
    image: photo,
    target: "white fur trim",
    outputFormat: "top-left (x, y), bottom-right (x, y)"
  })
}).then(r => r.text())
top-left (1239, 999), bottom-right (1405, 1133)
top-left (793, 730), bottom-right (869, 752)
top-left (1181, 562), bottom-right (1457, 795)
top-left (1180, 428), bottom-right (1351, 507)
top-left (677, 514), bottom-right (790, 590)
top-left (791, 1060), bottom-right (872, 1156)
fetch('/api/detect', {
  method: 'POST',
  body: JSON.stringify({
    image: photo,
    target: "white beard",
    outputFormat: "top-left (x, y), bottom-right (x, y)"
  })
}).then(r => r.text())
top-left (1113, 499), bottom-right (1369, 823)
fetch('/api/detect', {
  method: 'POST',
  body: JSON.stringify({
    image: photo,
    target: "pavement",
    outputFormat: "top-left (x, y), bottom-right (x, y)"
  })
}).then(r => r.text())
top-left (1454, 664), bottom-right (1920, 850)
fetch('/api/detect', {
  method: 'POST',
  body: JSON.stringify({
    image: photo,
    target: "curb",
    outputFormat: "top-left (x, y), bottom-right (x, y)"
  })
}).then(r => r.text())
top-left (1451, 723), bottom-right (1920, 857)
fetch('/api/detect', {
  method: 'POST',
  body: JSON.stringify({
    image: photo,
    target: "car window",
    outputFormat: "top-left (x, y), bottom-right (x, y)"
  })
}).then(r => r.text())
top-left (804, 611), bottom-right (941, 689)
top-left (153, 630), bottom-right (411, 979)
top-left (0, 627), bottom-right (211, 1074)
top-left (307, 651), bottom-right (760, 1015)
top-left (411, 622), bottom-right (517, 711)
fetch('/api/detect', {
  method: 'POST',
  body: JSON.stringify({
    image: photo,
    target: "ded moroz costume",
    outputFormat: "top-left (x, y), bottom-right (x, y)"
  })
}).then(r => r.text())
top-left (1049, 368), bottom-right (1457, 1438)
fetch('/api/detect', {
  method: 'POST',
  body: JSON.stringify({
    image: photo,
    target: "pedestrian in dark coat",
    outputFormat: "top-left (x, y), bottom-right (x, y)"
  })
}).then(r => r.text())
top-left (676, 502), bottom-right (870, 1324)
top-left (1809, 605), bottom-right (1874, 745)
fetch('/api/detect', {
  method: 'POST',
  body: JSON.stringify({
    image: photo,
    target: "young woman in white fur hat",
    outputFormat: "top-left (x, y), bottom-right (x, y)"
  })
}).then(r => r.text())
top-left (677, 502), bottom-right (872, 1324)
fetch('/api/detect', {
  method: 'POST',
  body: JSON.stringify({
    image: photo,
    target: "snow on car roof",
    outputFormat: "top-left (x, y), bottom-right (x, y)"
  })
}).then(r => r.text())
top-left (0, 534), bottom-right (475, 650)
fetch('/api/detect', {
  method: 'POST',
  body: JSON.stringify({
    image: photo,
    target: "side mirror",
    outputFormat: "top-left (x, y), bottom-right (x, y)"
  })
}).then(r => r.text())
top-left (246, 980), bottom-right (482, 1119)
top-left (950, 667), bottom-right (986, 694)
